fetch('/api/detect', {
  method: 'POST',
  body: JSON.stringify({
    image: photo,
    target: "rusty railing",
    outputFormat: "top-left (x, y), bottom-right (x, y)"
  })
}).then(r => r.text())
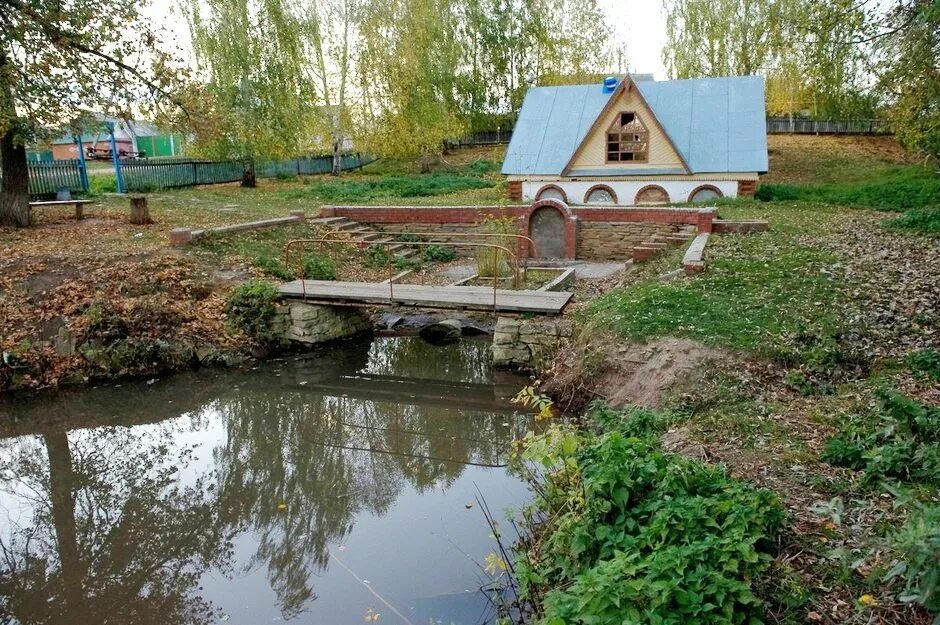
top-left (282, 237), bottom-right (522, 310)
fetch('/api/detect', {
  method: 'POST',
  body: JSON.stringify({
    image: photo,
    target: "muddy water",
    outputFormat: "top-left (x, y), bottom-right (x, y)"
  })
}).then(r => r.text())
top-left (0, 336), bottom-right (532, 625)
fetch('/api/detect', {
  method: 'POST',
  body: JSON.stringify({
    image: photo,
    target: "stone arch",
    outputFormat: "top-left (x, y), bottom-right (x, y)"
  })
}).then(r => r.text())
top-left (583, 184), bottom-right (618, 205)
top-left (518, 198), bottom-right (577, 259)
top-left (688, 184), bottom-right (724, 203)
top-left (634, 184), bottom-right (670, 205)
top-left (535, 184), bottom-right (568, 203)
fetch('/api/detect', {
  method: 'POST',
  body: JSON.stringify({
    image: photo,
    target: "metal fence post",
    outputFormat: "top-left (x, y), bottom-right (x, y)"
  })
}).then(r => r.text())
top-left (75, 135), bottom-right (89, 192)
top-left (106, 121), bottom-right (126, 193)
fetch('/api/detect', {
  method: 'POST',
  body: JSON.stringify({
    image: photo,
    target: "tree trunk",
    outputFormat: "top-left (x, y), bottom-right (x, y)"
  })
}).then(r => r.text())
top-left (0, 126), bottom-right (31, 227)
top-left (331, 141), bottom-right (342, 176)
top-left (45, 432), bottom-right (87, 620)
top-left (241, 161), bottom-right (256, 188)
top-left (129, 195), bottom-right (152, 225)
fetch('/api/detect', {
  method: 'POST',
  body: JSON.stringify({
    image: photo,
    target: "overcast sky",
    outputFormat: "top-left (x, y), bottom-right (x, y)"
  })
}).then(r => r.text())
top-left (146, 0), bottom-right (668, 78)
top-left (600, 0), bottom-right (668, 78)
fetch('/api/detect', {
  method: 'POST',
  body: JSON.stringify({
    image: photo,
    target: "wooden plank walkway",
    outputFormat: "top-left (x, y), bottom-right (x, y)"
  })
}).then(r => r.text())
top-left (278, 280), bottom-right (572, 314)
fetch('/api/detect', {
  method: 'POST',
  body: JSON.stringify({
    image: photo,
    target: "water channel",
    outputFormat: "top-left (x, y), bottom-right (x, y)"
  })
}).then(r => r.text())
top-left (0, 336), bottom-right (532, 625)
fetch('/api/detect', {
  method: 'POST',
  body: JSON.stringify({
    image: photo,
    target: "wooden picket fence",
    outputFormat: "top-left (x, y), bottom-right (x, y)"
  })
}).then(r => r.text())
top-left (766, 117), bottom-right (892, 135)
top-left (120, 154), bottom-right (373, 192)
top-left (25, 159), bottom-right (88, 196)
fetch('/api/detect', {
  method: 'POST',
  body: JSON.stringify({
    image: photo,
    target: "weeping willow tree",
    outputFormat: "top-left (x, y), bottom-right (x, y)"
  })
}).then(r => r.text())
top-left (184, 0), bottom-right (311, 170)
top-left (356, 0), bottom-right (467, 172)
top-left (662, 0), bottom-right (875, 120)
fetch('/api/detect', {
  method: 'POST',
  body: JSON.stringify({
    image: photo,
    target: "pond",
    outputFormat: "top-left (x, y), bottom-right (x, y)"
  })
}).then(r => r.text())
top-left (0, 336), bottom-right (532, 625)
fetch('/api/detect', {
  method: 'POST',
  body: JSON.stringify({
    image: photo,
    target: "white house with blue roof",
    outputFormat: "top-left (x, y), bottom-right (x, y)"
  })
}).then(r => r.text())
top-left (502, 74), bottom-right (768, 205)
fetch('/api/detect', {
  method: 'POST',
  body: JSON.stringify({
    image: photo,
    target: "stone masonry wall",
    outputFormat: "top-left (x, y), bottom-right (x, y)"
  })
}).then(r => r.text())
top-left (577, 221), bottom-right (677, 261)
top-left (271, 302), bottom-right (373, 345)
top-left (492, 316), bottom-right (573, 369)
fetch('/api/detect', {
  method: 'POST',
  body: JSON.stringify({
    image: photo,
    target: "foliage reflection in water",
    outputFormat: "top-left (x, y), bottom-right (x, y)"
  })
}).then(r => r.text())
top-left (0, 336), bottom-right (532, 625)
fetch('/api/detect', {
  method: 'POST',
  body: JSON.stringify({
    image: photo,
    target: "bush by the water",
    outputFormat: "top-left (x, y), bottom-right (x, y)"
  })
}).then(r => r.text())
top-left (303, 255), bottom-right (336, 280)
top-left (254, 255), bottom-right (294, 280)
top-left (822, 390), bottom-right (940, 486)
top-left (225, 280), bottom-right (280, 343)
top-left (516, 405), bottom-right (785, 625)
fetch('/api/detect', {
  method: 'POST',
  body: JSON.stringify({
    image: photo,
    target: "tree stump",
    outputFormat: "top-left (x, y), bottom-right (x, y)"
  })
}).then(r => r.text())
top-left (129, 195), bottom-right (153, 225)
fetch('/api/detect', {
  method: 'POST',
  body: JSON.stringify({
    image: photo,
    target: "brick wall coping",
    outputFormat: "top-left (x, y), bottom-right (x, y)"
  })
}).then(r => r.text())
top-left (682, 232), bottom-right (710, 275)
top-left (320, 204), bottom-right (717, 231)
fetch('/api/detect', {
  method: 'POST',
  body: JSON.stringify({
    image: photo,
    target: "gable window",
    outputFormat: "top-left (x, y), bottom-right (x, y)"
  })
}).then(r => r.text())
top-left (606, 112), bottom-right (648, 163)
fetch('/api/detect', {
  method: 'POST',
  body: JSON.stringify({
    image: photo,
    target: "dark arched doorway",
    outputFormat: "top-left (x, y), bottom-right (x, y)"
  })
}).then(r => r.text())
top-left (529, 206), bottom-right (566, 258)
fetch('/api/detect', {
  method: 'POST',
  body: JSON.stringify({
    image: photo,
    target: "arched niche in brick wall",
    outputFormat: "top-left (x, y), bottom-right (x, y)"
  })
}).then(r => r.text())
top-left (518, 199), bottom-right (577, 259)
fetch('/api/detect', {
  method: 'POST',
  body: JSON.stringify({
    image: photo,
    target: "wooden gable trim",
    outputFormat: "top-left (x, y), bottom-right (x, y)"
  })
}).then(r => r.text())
top-left (561, 75), bottom-right (691, 176)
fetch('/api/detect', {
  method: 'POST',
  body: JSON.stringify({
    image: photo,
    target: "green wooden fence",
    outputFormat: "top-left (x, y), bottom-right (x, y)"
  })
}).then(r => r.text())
top-left (25, 160), bottom-right (87, 195)
top-left (120, 154), bottom-right (372, 191)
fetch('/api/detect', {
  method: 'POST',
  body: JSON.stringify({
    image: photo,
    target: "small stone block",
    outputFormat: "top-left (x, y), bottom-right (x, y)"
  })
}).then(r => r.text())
top-left (169, 228), bottom-right (193, 245)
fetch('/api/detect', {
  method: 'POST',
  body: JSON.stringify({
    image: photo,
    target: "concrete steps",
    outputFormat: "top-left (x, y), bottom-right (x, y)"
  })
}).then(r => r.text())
top-left (312, 217), bottom-right (417, 259)
top-left (632, 225), bottom-right (699, 263)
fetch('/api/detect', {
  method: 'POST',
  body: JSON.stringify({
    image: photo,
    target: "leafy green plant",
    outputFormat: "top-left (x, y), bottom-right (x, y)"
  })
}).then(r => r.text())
top-left (422, 244), bottom-right (457, 262)
top-left (253, 255), bottom-right (294, 280)
top-left (907, 349), bottom-right (940, 380)
top-left (302, 255), bottom-right (336, 280)
top-left (514, 407), bottom-right (786, 625)
top-left (822, 390), bottom-right (940, 486)
top-left (363, 245), bottom-right (390, 268)
top-left (392, 256), bottom-right (422, 271)
top-left (397, 232), bottom-right (420, 243)
top-left (884, 503), bottom-right (940, 614)
top-left (224, 280), bottom-right (280, 344)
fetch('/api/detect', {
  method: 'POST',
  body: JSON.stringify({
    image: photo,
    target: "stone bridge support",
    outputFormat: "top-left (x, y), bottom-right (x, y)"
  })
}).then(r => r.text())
top-left (271, 302), bottom-right (373, 345)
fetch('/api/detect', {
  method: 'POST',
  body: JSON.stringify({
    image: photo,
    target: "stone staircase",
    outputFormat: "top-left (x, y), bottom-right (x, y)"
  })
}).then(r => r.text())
top-left (632, 225), bottom-right (697, 262)
top-left (311, 216), bottom-right (418, 259)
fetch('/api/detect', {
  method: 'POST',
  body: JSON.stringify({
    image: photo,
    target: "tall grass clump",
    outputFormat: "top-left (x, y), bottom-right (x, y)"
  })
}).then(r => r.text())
top-left (475, 217), bottom-right (516, 278)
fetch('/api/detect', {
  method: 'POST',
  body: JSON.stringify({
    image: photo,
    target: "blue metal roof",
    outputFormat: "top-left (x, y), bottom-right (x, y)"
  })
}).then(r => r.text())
top-left (501, 75), bottom-right (768, 176)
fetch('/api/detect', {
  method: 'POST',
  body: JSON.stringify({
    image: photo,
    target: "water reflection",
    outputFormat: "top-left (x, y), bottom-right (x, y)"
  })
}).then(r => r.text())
top-left (0, 337), bottom-right (531, 624)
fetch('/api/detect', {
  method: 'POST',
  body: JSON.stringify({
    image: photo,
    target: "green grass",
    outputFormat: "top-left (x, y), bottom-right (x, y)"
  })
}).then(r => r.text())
top-left (281, 172), bottom-right (496, 202)
top-left (756, 166), bottom-right (939, 211)
top-left (584, 218), bottom-right (847, 367)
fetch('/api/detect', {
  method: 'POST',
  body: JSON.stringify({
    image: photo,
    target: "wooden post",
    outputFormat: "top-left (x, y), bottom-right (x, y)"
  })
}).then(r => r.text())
top-left (129, 195), bottom-right (153, 225)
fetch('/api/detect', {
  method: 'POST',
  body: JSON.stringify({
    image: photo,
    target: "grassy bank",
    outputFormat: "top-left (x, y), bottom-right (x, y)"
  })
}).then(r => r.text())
top-left (551, 138), bottom-right (938, 623)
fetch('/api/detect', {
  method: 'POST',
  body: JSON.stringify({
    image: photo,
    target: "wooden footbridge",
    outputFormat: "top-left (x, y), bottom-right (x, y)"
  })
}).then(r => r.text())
top-left (278, 235), bottom-right (574, 315)
top-left (278, 280), bottom-right (572, 314)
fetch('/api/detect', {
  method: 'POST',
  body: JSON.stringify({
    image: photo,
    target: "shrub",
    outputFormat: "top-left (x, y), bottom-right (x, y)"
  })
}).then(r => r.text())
top-left (393, 256), bottom-right (423, 271)
top-left (225, 280), bottom-right (280, 344)
top-left (423, 244), bottom-right (457, 262)
top-left (397, 233), bottom-right (420, 243)
top-left (822, 389), bottom-right (940, 486)
top-left (363, 245), bottom-right (390, 268)
top-left (303, 255), bottom-right (336, 280)
top-left (254, 255), bottom-right (294, 280)
top-left (516, 409), bottom-right (785, 625)
top-left (755, 183), bottom-right (801, 202)
top-left (889, 208), bottom-right (940, 235)
top-left (885, 503), bottom-right (940, 614)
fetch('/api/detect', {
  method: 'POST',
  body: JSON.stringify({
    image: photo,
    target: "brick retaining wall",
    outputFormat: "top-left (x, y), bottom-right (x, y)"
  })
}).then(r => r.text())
top-left (322, 204), bottom-right (716, 260)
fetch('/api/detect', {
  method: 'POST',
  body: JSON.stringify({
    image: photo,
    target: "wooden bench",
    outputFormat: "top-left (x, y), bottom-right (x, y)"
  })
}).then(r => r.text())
top-left (28, 199), bottom-right (93, 220)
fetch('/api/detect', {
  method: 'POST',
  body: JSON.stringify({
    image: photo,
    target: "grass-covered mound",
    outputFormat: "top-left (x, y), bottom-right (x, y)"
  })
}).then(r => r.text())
top-left (284, 172), bottom-right (495, 202)
top-left (516, 406), bottom-right (785, 625)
